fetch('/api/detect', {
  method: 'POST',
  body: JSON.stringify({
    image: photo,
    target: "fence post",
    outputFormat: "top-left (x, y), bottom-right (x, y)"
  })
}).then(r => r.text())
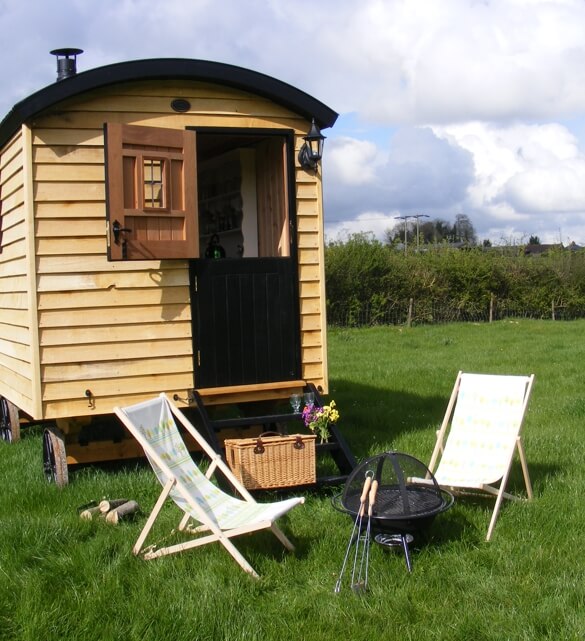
top-left (407, 298), bottom-right (413, 327)
top-left (552, 298), bottom-right (555, 321)
top-left (489, 293), bottom-right (494, 323)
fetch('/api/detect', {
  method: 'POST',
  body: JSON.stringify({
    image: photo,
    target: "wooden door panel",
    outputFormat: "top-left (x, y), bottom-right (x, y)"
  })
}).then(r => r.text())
top-left (192, 258), bottom-right (300, 388)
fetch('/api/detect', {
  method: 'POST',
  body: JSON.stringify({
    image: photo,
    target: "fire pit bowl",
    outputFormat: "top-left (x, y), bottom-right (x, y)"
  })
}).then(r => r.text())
top-left (333, 451), bottom-right (454, 534)
top-left (332, 451), bottom-right (453, 571)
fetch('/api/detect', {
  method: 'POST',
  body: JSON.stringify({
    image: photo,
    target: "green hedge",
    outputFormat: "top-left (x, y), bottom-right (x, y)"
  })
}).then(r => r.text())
top-left (325, 234), bottom-right (585, 325)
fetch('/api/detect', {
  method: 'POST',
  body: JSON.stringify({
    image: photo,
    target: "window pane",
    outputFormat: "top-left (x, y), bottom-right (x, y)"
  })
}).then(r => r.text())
top-left (143, 158), bottom-right (165, 209)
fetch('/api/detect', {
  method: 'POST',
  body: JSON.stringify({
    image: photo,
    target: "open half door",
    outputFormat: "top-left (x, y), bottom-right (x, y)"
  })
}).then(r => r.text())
top-left (190, 131), bottom-right (300, 388)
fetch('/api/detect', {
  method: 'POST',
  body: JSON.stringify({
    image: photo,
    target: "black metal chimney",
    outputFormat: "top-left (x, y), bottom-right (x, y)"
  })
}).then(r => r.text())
top-left (50, 48), bottom-right (84, 81)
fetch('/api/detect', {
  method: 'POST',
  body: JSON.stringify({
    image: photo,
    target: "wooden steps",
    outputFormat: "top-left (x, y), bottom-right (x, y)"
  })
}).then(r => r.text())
top-left (191, 382), bottom-right (356, 488)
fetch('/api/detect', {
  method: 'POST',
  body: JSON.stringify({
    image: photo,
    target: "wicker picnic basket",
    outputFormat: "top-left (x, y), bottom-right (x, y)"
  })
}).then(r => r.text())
top-left (224, 432), bottom-right (316, 490)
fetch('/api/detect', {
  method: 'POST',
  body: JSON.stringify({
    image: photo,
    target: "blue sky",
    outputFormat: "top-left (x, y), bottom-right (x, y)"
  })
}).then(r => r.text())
top-left (3, 0), bottom-right (585, 245)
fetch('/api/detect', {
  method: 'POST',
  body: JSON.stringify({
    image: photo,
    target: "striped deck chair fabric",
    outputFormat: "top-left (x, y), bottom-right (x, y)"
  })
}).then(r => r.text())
top-left (428, 372), bottom-right (534, 541)
top-left (115, 394), bottom-right (304, 577)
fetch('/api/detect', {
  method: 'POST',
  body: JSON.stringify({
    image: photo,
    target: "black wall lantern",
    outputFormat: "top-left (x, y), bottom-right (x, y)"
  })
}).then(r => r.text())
top-left (298, 119), bottom-right (326, 171)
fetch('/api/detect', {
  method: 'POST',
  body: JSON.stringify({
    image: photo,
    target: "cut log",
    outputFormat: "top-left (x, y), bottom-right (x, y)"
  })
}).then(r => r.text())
top-left (79, 505), bottom-right (102, 520)
top-left (99, 498), bottom-right (128, 513)
top-left (105, 500), bottom-right (140, 524)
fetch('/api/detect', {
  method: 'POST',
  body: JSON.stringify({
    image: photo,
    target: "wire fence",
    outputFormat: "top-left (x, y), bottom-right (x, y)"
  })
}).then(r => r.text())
top-left (327, 297), bottom-right (585, 327)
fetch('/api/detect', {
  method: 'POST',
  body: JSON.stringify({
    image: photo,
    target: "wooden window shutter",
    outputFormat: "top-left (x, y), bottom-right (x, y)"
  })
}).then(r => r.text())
top-left (105, 123), bottom-right (198, 260)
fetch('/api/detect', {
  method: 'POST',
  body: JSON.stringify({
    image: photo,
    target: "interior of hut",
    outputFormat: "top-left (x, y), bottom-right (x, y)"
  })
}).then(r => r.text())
top-left (196, 132), bottom-right (291, 259)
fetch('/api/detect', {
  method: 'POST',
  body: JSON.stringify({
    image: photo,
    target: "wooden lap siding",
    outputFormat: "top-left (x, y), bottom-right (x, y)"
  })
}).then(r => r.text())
top-left (0, 130), bottom-right (37, 415)
top-left (22, 79), bottom-right (327, 419)
top-left (296, 174), bottom-right (327, 385)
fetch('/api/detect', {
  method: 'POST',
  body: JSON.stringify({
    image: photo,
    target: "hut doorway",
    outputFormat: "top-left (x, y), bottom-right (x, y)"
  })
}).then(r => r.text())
top-left (190, 130), bottom-right (301, 388)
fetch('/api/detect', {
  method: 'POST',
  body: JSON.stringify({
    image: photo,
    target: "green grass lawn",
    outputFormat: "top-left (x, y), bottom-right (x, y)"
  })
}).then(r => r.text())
top-left (2, 320), bottom-right (585, 640)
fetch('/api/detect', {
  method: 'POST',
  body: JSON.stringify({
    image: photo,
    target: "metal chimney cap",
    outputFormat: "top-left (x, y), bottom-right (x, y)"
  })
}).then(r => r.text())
top-left (50, 48), bottom-right (84, 81)
top-left (50, 48), bottom-right (84, 57)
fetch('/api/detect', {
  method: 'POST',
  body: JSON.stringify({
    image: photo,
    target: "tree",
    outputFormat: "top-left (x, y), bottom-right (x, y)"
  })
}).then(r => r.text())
top-left (385, 220), bottom-right (414, 248)
top-left (453, 213), bottom-right (477, 246)
top-left (384, 214), bottom-right (478, 248)
top-left (420, 218), bottom-right (451, 244)
top-left (528, 235), bottom-right (541, 245)
top-left (386, 217), bottom-right (458, 246)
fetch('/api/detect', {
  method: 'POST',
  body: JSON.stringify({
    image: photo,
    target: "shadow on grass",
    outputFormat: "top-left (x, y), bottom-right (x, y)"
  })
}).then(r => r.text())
top-left (15, 423), bottom-right (44, 439)
top-left (71, 457), bottom-right (150, 480)
top-left (41, 374), bottom-right (559, 539)
top-left (328, 377), bottom-right (450, 459)
top-left (331, 376), bottom-right (562, 485)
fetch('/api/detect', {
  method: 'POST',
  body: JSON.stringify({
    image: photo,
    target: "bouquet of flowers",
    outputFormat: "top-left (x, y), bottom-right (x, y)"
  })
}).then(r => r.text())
top-left (302, 400), bottom-right (339, 443)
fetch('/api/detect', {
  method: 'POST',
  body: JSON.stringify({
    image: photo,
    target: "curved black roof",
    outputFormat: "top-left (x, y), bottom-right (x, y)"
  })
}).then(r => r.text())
top-left (0, 58), bottom-right (338, 148)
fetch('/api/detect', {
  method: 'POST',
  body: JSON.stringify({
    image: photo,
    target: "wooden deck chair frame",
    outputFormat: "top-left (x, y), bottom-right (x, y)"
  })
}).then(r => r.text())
top-left (428, 371), bottom-right (535, 541)
top-left (114, 394), bottom-right (305, 578)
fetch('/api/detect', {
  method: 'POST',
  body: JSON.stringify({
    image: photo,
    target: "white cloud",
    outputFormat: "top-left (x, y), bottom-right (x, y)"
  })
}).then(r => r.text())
top-left (314, 0), bottom-right (585, 125)
top-left (505, 163), bottom-right (585, 213)
top-left (6, 0), bottom-right (585, 125)
top-left (324, 126), bottom-right (474, 225)
top-left (325, 212), bottom-right (398, 244)
top-left (433, 121), bottom-right (585, 221)
top-left (326, 138), bottom-right (386, 186)
top-left (325, 119), bottom-right (585, 245)
top-left (4, 0), bottom-right (585, 245)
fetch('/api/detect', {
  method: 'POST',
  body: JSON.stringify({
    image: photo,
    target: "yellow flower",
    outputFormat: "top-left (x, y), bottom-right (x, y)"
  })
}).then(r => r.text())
top-left (304, 400), bottom-right (340, 442)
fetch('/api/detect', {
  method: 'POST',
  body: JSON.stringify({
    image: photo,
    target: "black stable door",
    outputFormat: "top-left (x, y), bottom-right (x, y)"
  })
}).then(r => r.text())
top-left (191, 258), bottom-right (301, 388)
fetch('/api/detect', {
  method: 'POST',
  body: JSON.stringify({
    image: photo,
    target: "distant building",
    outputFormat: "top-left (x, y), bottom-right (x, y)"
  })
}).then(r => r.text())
top-left (523, 243), bottom-right (563, 256)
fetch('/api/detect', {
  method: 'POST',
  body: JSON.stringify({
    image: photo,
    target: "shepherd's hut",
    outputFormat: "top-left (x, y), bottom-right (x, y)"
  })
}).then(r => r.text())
top-left (0, 50), bottom-right (354, 485)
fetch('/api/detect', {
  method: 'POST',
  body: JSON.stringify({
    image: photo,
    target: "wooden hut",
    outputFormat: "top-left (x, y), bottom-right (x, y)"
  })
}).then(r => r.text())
top-left (0, 52), bottom-right (353, 484)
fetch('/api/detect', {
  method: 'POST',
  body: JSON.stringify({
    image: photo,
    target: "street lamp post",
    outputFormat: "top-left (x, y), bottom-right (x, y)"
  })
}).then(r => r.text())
top-left (394, 215), bottom-right (411, 254)
top-left (412, 214), bottom-right (429, 252)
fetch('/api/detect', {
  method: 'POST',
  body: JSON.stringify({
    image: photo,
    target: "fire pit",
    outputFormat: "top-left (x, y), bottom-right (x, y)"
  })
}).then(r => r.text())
top-left (332, 451), bottom-right (454, 571)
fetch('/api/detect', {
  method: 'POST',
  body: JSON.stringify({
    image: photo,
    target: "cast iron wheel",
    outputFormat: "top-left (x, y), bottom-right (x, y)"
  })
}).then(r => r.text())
top-left (43, 426), bottom-right (68, 487)
top-left (0, 397), bottom-right (20, 443)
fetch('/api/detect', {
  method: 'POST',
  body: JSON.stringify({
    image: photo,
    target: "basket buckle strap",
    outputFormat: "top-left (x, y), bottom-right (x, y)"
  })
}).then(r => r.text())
top-left (254, 439), bottom-right (265, 454)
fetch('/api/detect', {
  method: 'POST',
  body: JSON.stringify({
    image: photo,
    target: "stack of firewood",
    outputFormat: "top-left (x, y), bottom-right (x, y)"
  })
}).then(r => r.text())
top-left (79, 498), bottom-right (140, 523)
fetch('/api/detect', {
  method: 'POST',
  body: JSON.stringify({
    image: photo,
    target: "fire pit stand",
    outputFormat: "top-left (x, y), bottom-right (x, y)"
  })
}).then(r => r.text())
top-left (374, 533), bottom-right (415, 572)
top-left (333, 451), bottom-right (454, 573)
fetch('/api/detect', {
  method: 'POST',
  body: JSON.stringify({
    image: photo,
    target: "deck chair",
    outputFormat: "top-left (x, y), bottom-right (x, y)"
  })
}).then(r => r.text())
top-left (114, 393), bottom-right (305, 578)
top-left (427, 371), bottom-right (535, 541)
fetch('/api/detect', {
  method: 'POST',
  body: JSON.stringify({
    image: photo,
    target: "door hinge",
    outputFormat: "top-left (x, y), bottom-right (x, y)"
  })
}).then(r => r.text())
top-left (194, 276), bottom-right (198, 292)
top-left (197, 350), bottom-right (201, 366)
